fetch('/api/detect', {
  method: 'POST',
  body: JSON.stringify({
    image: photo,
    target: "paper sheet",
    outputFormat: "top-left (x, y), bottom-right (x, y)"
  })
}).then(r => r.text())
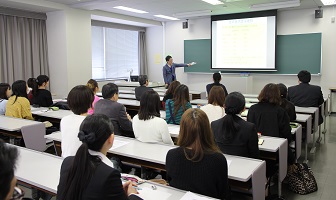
top-left (110, 139), bottom-right (130, 150)
top-left (168, 125), bottom-right (180, 134)
top-left (180, 191), bottom-right (212, 200)
top-left (136, 187), bottom-right (171, 200)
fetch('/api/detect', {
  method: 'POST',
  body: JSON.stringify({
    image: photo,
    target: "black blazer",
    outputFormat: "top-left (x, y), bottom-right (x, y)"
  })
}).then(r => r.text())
top-left (94, 99), bottom-right (134, 137)
top-left (288, 83), bottom-right (324, 107)
top-left (211, 115), bottom-right (260, 159)
top-left (206, 83), bottom-right (228, 97)
top-left (280, 98), bottom-right (296, 121)
top-left (247, 102), bottom-right (292, 142)
top-left (288, 83), bottom-right (324, 124)
top-left (134, 86), bottom-right (153, 101)
top-left (57, 156), bottom-right (142, 200)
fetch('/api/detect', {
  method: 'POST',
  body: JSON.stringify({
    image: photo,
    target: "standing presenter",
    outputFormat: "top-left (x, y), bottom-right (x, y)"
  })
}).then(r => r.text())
top-left (162, 55), bottom-right (194, 88)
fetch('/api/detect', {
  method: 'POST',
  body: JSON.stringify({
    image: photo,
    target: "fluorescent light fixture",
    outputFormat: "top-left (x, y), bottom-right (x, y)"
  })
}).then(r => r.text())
top-left (321, 0), bottom-right (336, 5)
top-left (202, 0), bottom-right (224, 5)
top-left (154, 15), bottom-right (179, 20)
top-left (250, 0), bottom-right (300, 11)
top-left (174, 10), bottom-right (212, 18)
top-left (113, 6), bottom-right (148, 14)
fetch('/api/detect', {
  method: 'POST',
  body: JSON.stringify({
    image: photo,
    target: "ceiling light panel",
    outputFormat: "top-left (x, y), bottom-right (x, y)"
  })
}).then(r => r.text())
top-left (154, 15), bottom-right (180, 20)
top-left (202, 0), bottom-right (224, 5)
top-left (321, 0), bottom-right (336, 5)
top-left (113, 6), bottom-right (148, 13)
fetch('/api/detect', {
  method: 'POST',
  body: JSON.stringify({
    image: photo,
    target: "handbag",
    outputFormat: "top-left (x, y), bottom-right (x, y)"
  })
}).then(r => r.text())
top-left (287, 163), bottom-right (318, 194)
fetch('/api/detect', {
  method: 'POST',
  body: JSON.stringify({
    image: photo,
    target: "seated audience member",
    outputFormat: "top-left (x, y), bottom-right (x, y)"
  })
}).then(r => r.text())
top-left (201, 86), bottom-right (226, 123)
top-left (32, 75), bottom-right (53, 107)
top-left (94, 83), bottom-right (134, 137)
top-left (133, 91), bottom-right (173, 145)
top-left (211, 92), bottom-right (259, 159)
top-left (165, 84), bottom-right (192, 125)
top-left (27, 78), bottom-right (35, 104)
top-left (278, 83), bottom-right (296, 121)
top-left (162, 80), bottom-right (180, 109)
top-left (0, 83), bottom-right (11, 115)
top-left (163, 81), bottom-right (180, 102)
top-left (0, 139), bottom-right (22, 200)
top-left (288, 70), bottom-right (324, 124)
top-left (61, 85), bottom-right (94, 158)
top-left (5, 80), bottom-right (33, 120)
top-left (247, 83), bottom-right (294, 165)
top-left (206, 72), bottom-right (228, 97)
top-left (86, 79), bottom-right (100, 115)
top-left (166, 109), bottom-right (230, 200)
top-left (57, 114), bottom-right (141, 200)
top-left (134, 75), bottom-right (153, 101)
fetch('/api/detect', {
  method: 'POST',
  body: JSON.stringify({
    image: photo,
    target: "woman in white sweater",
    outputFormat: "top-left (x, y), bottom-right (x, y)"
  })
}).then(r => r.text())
top-left (201, 86), bottom-right (226, 123)
top-left (133, 90), bottom-right (174, 145)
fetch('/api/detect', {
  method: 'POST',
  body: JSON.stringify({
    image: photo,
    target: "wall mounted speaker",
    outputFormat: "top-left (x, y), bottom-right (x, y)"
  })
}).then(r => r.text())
top-left (315, 9), bottom-right (323, 19)
top-left (182, 21), bottom-right (188, 29)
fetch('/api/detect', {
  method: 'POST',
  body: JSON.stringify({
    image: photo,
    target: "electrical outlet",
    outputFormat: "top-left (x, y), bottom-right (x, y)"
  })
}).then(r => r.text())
top-left (332, 16), bottom-right (335, 23)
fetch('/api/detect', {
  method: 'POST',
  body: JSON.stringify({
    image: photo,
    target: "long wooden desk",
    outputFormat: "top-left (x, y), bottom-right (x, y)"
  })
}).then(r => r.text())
top-left (45, 133), bottom-right (266, 200)
top-left (13, 144), bottom-right (219, 200)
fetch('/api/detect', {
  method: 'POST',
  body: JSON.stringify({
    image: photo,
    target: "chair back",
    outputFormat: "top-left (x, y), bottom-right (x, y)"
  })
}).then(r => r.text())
top-left (21, 123), bottom-right (46, 152)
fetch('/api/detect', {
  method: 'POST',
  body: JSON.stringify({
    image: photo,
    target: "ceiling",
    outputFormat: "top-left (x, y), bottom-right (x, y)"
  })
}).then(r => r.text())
top-left (0, 0), bottom-right (326, 23)
top-left (45, 0), bottom-right (324, 19)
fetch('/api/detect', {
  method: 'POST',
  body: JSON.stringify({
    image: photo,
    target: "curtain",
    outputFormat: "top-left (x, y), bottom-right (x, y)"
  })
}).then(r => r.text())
top-left (0, 14), bottom-right (49, 84)
top-left (138, 31), bottom-right (148, 75)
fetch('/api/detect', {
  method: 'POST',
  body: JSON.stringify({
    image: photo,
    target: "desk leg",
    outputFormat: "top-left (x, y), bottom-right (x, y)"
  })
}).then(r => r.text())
top-left (329, 92), bottom-right (332, 115)
top-left (9, 138), bottom-right (14, 144)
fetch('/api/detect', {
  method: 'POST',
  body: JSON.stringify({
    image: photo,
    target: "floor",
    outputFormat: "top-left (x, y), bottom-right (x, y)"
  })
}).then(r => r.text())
top-left (21, 115), bottom-right (336, 200)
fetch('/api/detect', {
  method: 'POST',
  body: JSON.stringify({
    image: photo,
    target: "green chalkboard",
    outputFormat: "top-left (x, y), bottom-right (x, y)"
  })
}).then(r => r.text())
top-left (184, 33), bottom-right (322, 74)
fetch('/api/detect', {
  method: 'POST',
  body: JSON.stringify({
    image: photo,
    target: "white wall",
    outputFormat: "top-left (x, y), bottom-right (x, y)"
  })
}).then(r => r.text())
top-left (146, 8), bottom-right (336, 96)
top-left (47, 9), bottom-right (92, 98)
top-left (46, 11), bottom-right (68, 99)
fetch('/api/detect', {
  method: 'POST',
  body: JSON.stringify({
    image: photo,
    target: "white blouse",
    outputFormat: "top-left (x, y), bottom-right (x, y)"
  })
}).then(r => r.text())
top-left (200, 104), bottom-right (225, 123)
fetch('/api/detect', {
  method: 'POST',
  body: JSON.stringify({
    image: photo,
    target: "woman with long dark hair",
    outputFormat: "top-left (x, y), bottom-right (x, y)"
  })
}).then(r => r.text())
top-left (211, 92), bottom-right (259, 159)
top-left (5, 80), bottom-right (33, 120)
top-left (0, 83), bottom-right (11, 115)
top-left (165, 84), bottom-right (192, 125)
top-left (133, 90), bottom-right (173, 145)
top-left (166, 109), bottom-right (230, 200)
top-left (57, 114), bottom-right (141, 200)
top-left (32, 75), bottom-right (53, 107)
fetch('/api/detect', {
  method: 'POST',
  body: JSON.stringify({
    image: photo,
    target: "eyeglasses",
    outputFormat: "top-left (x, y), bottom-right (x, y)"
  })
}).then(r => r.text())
top-left (10, 187), bottom-right (24, 200)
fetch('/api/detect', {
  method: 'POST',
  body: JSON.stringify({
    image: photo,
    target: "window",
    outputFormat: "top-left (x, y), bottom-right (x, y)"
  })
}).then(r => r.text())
top-left (91, 26), bottom-right (139, 80)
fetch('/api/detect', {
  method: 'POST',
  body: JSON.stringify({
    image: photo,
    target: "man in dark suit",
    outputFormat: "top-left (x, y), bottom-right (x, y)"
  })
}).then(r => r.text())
top-left (134, 75), bottom-right (153, 101)
top-left (162, 55), bottom-right (190, 88)
top-left (288, 70), bottom-right (324, 124)
top-left (94, 83), bottom-right (134, 137)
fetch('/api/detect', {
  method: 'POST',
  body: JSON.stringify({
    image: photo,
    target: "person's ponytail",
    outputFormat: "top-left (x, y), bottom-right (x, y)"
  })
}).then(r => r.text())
top-left (59, 143), bottom-right (96, 200)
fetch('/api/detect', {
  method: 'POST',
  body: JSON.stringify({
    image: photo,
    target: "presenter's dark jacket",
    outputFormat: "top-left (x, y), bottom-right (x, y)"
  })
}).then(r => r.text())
top-left (162, 63), bottom-right (188, 85)
top-left (287, 83), bottom-right (324, 124)
top-left (57, 156), bottom-right (142, 200)
top-left (211, 115), bottom-right (260, 159)
top-left (247, 102), bottom-right (292, 142)
top-left (94, 99), bottom-right (134, 137)
top-left (134, 86), bottom-right (153, 101)
top-left (206, 83), bottom-right (228, 97)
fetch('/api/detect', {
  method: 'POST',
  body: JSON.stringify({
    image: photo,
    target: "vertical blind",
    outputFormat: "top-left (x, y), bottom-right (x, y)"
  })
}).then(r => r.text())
top-left (91, 26), bottom-right (139, 80)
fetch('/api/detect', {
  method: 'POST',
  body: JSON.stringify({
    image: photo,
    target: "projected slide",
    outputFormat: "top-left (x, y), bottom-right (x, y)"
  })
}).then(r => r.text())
top-left (212, 15), bottom-right (276, 70)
